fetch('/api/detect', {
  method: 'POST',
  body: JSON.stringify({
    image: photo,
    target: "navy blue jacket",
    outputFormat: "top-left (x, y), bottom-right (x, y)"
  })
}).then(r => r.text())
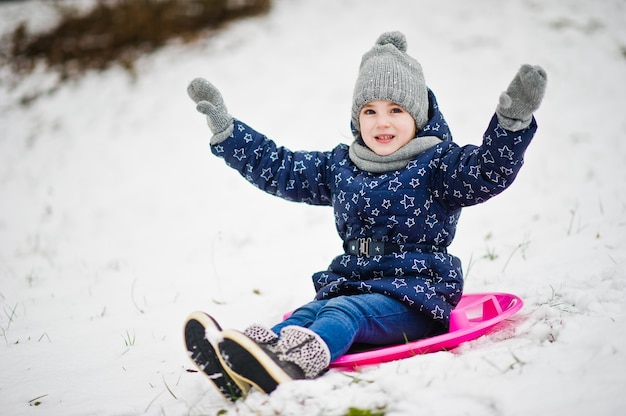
top-left (210, 91), bottom-right (537, 327)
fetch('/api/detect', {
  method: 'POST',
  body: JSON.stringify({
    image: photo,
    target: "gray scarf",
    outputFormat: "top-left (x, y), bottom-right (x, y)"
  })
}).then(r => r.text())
top-left (349, 136), bottom-right (442, 173)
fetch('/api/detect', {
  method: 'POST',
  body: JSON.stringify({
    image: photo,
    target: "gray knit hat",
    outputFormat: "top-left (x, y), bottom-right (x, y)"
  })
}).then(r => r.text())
top-left (351, 31), bottom-right (429, 138)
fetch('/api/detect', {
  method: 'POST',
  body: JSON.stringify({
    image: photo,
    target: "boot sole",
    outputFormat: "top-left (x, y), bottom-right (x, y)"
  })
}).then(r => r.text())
top-left (218, 329), bottom-right (297, 394)
top-left (184, 312), bottom-right (250, 401)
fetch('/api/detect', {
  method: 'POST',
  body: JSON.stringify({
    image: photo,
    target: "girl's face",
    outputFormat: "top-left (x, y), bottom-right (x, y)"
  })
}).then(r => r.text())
top-left (358, 100), bottom-right (417, 156)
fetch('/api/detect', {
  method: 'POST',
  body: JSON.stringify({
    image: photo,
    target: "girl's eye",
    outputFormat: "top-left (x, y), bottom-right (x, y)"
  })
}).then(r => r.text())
top-left (390, 107), bottom-right (404, 113)
top-left (363, 109), bottom-right (375, 115)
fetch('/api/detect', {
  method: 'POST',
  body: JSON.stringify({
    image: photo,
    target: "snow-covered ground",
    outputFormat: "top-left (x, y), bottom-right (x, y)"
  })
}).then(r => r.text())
top-left (1, 0), bottom-right (625, 415)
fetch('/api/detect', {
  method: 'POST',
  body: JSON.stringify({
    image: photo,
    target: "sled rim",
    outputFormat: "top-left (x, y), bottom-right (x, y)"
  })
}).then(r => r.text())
top-left (328, 292), bottom-right (523, 370)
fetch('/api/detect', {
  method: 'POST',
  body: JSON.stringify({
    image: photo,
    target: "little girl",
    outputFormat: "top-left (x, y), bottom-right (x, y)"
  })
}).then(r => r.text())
top-left (184, 31), bottom-right (546, 401)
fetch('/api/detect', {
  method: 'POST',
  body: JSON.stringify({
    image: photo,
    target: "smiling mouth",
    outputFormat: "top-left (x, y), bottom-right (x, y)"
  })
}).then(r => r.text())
top-left (375, 134), bottom-right (395, 142)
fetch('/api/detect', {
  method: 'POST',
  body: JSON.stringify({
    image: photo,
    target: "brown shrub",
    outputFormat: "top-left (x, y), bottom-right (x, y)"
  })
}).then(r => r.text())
top-left (4, 0), bottom-right (271, 80)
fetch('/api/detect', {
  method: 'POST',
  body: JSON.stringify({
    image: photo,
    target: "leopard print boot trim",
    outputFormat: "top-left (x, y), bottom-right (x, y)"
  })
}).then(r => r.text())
top-left (243, 324), bottom-right (278, 346)
top-left (275, 325), bottom-right (331, 379)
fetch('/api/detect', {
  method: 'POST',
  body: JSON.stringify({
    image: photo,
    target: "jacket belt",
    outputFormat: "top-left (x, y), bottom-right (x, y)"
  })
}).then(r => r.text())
top-left (344, 238), bottom-right (447, 257)
top-left (345, 238), bottom-right (386, 257)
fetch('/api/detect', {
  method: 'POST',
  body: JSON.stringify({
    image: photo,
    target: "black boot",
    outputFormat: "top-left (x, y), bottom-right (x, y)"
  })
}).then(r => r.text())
top-left (218, 325), bottom-right (331, 394)
top-left (183, 311), bottom-right (250, 401)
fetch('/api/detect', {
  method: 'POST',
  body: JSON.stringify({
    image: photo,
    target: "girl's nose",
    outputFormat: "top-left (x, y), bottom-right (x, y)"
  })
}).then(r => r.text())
top-left (377, 115), bottom-right (391, 128)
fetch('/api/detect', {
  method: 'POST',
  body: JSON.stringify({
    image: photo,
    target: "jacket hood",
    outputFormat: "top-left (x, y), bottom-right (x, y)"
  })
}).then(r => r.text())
top-left (417, 89), bottom-right (452, 142)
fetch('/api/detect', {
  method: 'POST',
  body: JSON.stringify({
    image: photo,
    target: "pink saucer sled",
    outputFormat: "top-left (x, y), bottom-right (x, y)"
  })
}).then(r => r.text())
top-left (328, 292), bottom-right (523, 370)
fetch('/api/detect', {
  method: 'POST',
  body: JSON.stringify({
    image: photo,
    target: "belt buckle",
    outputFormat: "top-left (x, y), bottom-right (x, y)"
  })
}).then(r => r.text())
top-left (358, 237), bottom-right (372, 257)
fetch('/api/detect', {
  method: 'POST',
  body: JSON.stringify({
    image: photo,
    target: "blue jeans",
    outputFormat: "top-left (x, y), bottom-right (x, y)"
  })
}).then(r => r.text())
top-left (271, 293), bottom-right (444, 362)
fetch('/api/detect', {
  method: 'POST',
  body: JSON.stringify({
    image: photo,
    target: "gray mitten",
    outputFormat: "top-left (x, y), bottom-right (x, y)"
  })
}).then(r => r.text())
top-left (187, 78), bottom-right (234, 144)
top-left (496, 64), bottom-right (547, 131)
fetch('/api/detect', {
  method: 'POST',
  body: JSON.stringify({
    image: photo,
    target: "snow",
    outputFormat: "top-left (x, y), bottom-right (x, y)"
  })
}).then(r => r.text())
top-left (1, 0), bottom-right (625, 414)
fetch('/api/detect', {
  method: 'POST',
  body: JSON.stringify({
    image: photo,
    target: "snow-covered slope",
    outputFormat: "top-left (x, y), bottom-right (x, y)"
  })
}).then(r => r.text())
top-left (1, 0), bottom-right (625, 415)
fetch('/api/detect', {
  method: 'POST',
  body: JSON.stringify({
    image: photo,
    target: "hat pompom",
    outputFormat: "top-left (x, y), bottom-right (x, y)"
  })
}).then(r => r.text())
top-left (375, 31), bottom-right (407, 52)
